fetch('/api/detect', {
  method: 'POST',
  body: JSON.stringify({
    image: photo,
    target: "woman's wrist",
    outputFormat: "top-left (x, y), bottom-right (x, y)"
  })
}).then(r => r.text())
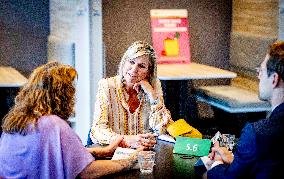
top-left (150, 97), bottom-right (159, 105)
top-left (148, 90), bottom-right (158, 104)
top-left (128, 157), bottom-right (137, 169)
top-left (150, 91), bottom-right (158, 105)
top-left (120, 158), bottom-right (136, 171)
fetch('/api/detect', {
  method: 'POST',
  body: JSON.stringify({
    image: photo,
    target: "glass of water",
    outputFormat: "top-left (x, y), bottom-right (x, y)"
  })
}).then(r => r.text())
top-left (137, 151), bottom-right (156, 173)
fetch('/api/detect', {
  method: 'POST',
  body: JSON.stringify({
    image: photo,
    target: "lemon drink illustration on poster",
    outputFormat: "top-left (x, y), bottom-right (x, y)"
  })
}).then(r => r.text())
top-left (162, 32), bottom-right (180, 57)
top-left (150, 9), bottom-right (191, 64)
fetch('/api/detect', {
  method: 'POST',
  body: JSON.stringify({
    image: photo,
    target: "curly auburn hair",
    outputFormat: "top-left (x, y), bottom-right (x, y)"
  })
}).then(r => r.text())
top-left (2, 61), bottom-right (77, 135)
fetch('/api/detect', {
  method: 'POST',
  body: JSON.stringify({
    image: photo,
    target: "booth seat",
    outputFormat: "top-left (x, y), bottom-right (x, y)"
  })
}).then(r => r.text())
top-left (195, 76), bottom-right (271, 136)
top-left (194, 32), bottom-right (275, 136)
top-left (195, 32), bottom-right (275, 114)
top-left (195, 84), bottom-right (271, 113)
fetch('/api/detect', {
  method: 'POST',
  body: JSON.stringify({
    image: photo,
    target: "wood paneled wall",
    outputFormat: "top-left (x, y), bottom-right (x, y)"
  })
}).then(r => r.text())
top-left (230, 0), bottom-right (278, 79)
top-left (232, 0), bottom-right (278, 37)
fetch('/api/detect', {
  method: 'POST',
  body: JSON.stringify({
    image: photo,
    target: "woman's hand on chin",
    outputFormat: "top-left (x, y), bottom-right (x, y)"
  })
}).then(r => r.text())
top-left (133, 80), bottom-right (157, 102)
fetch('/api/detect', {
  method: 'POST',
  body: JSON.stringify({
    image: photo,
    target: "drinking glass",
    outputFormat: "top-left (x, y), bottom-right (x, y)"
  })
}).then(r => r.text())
top-left (137, 151), bottom-right (156, 173)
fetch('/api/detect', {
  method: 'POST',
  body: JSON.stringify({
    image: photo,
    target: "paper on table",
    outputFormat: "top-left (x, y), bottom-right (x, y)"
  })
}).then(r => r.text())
top-left (111, 147), bottom-right (136, 160)
top-left (111, 147), bottom-right (139, 169)
top-left (200, 156), bottom-right (214, 170)
top-left (158, 134), bottom-right (176, 143)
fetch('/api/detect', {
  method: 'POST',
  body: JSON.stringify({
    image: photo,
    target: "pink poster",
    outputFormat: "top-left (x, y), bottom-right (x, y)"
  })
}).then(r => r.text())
top-left (150, 9), bottom-right (191, 64)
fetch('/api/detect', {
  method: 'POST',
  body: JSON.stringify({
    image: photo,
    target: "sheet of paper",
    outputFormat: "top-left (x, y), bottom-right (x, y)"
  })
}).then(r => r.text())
top-left (158, 134), bottom-right (176, 143)
top-left (200, 156), bottom-right (214, 170)
top-left (111, 147), bottom-right (139, 169)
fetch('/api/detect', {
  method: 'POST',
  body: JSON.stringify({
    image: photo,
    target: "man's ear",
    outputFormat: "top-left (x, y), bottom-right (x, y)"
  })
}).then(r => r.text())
top-left (272, 72), bottom-right (280, 88)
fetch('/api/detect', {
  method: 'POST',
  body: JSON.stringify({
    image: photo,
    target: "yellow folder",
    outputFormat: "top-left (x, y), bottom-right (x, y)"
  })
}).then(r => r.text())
top-left (166, 119), bottom-right (202, 139)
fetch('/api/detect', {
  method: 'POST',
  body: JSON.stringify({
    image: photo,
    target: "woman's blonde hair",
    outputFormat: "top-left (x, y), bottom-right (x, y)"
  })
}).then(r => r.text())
top-left (118, 41), bottom-right (157, 87)
top-left (2, 61), bottom-right (77, 135)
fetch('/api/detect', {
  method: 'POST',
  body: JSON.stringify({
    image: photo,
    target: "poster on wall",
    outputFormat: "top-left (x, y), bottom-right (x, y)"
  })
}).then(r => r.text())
top-left (150, 9), bottom-right (191, 64)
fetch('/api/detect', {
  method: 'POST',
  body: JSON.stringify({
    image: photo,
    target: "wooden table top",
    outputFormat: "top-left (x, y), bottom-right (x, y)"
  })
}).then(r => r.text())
top-left (157, 63), bottom-right (237, 80)
top-left (0, 67), bottom-right (27, 87)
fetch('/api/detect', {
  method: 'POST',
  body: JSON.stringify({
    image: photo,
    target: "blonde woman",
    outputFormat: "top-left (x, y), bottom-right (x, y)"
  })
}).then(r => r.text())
top-left (90, 41), bottom-right (173, 149)
top-left (0, 61), bottom-right (137, 178)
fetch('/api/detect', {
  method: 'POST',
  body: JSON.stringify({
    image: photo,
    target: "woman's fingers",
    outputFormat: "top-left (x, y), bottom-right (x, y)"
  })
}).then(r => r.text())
top-left (138, 80), bottom-right (151, 90)
top-left (139, 133), bottom-right (158, 139)
top-left (134, 80), bottom-right (158, 104)
top-left (108, 136), bottom-right (126, 152)
top-left (138, 81), bottom-right (155, 96)
top-left (137, 133), bottom-right (157, 148)
top-left (109, 136), bottom-right (124, 147)
top-left (133, 83), bottom-right (141, 93)
top-left (118, 140), bottom-right (130, 148)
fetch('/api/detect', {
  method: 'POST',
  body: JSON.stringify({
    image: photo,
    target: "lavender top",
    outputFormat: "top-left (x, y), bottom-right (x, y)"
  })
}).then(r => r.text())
top-left (0, 115), bottom-right (94, 179)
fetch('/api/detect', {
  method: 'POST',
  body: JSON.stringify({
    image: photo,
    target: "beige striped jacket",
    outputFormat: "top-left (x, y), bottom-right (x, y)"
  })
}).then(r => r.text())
top-left (90, 76), bottom-right (172, 145)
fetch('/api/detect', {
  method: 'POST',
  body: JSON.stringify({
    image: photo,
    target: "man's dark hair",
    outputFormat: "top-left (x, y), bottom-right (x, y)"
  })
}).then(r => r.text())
top-left (267, 41), bottom-right (284, 81)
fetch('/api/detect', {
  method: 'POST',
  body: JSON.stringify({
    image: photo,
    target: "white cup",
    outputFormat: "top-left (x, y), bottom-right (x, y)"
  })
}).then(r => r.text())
top-left (137, 151), bottom-right (156, 174)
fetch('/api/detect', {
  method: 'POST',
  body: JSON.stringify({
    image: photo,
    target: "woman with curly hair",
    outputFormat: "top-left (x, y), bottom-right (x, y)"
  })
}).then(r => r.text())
top-left (0, 61), bottom-right (137, 178)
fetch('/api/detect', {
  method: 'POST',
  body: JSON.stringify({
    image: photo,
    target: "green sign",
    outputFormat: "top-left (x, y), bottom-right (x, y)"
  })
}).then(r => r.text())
top-left (173, 137), bottom-right (211, 156)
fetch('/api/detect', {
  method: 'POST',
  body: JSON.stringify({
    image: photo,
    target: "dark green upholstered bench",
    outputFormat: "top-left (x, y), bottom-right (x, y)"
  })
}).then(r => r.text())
top-left (196, 85), bottom-right (271, 113)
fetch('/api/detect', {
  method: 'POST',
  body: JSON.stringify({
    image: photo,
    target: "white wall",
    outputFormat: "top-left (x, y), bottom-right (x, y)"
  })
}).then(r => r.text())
top-left (90, 0), bottom-right (104, 124)
top-left (73, 0), bottom-right (91, 145)
top-left (48, 0), bottom-right (103, 145)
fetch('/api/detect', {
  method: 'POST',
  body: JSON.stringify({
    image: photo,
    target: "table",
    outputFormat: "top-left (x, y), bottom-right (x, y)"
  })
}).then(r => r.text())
top-left (0, 67), bottom-right (27, 134)
top-left (0, 67), bottom-right (27, 87)
top-left (157, 63), bottom-right (237, 123)
top-left (157, 63), bottom-right (237, 80)
top-left (101, 140), bottom-right (199, 179)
